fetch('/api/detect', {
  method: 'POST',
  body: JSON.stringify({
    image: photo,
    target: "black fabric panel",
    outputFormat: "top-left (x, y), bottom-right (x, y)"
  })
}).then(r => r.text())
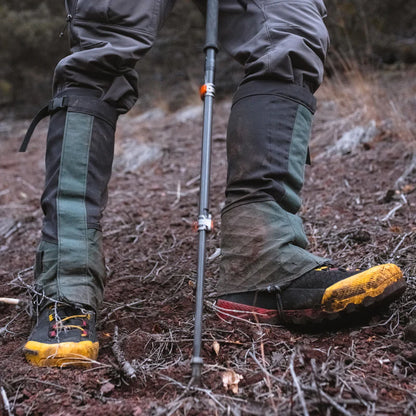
top-left (41, 89), bottom-right (116, 242)
top-left (234, 79), bottom-right (316, 113)
top-left (41, 110), bottom-right (65, 242)
top-left (225, 88), bottom-right (298, 212)
top-left (85, 116), bottom-right (115, 231)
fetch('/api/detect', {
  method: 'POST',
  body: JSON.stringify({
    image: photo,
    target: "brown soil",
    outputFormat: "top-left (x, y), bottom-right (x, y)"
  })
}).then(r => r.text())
top-left (0, 74), bottom-right (416, 415)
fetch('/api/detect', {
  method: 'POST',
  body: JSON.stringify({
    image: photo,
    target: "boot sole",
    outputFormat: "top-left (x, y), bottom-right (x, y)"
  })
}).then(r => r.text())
top-left (23, 340), bottom-right (99, 367)
top-left (216, 273), bottom-right (406, 325)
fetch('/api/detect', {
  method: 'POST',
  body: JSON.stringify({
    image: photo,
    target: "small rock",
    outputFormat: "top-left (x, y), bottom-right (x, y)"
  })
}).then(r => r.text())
top-left (114, 140), bottom-right (163, 173)
top-left (173, 105), bottom-right (202, 123)
top-left (100, 382), bottom-right (115, 396)
top-left (329, 120), bottom-right (378, 156)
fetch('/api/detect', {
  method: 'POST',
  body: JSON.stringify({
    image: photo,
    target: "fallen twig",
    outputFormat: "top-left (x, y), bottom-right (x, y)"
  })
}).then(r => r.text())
top-left (381, 202), bottom-right (404, 222)
top-left (112, 325), bottom-right (136, 380)
top-left (208, 247), bottom-right (221, 262)
top-left (1, 386), bottom-right (12, 416)
top-left (158, 374), bottom-right (227, 411)
top-left (289, 351), bottom-right (310, 416)
top-left (0, 298), bottom-right (25, 306)
top-left (390, 232), bottom-right (412, 259)
top-left (319, 390), bottom-right (353, 416)
top-left (395, 151), bottom-right (416, 189)
top-left (101, 299), bottom-right (144, 321)
top-left (4, 222), bottom-right (21, 239)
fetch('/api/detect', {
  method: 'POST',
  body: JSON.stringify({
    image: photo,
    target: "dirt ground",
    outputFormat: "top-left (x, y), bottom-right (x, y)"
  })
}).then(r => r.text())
top-left (1, 71), bottom-right (416, 415)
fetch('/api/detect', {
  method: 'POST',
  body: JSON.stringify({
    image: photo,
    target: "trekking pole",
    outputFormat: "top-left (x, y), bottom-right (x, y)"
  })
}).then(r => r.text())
top-left (190, 0), bottom-right (219, 387)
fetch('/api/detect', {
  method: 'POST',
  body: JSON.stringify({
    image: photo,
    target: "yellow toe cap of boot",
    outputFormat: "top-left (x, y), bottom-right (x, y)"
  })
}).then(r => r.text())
top-left (321, 263), bottom-right (404, 313)
top-left (23, 340), bottom-right (99, 368)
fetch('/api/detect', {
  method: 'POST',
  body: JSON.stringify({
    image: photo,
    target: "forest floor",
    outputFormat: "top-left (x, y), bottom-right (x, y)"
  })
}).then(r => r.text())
top-left (0, 68), bottom-right (416, 415)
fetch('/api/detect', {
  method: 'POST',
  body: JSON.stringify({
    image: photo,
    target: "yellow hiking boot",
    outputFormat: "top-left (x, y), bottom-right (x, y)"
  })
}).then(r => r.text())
top-left (217, 264), bottom-right (405, 325)
top-left (23, 303), bottom-right (99, 367)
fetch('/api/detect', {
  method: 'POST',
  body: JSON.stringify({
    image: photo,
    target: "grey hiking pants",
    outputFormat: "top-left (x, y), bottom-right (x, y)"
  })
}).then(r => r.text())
top-left (58, 0), bottom-right (328, 109)
top-left (37, 0), bottom-right (330, 309)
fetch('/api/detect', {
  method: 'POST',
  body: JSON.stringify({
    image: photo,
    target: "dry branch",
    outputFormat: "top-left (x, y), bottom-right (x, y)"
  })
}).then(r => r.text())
top-left (0, 298), bottom-right (24, 306)
top-left (395, 151), bottom-right (416, 189)
top-left (0, 387), bottom-right (12, 416)
top-left (289, 351), bottom-right (310, 416)
top-left (112, 325), bottom-right (136, 380)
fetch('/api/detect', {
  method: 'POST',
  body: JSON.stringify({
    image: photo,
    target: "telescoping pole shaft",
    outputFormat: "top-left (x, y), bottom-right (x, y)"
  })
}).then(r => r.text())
top-left (191, 0), bottom-right (219, 386)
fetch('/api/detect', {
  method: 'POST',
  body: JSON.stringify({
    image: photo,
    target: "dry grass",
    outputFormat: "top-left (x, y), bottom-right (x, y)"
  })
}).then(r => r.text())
top-left (318, 61), bottom-right (416, 145)
top-left (315, 62), bottom-right (416, 192)
top-left (326, 61), bottom-right (416, 135)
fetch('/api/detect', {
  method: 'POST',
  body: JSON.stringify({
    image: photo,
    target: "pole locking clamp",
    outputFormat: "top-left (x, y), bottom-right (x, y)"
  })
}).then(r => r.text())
top-left (193, 214), bottom-right (213, 232)
top-left (199, 83), bottom-right (215, 100)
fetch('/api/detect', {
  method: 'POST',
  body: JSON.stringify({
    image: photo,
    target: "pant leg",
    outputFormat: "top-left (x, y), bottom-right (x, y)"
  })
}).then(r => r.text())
top-left (215, 0), bottom-right (330, 295)
top-left (217, 0), bottom-right (329, 90)
top-left (56, 0), bottom-right (177, 113)
top-left (34, 0), bottom-right (177, 310)
top-left (36, 90), bottom-right (118, 311)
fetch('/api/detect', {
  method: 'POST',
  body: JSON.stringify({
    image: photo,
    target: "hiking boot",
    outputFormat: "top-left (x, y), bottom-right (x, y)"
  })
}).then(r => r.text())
top-left (216, 264), bottom-right (405, 325)
top-left (23, 303), bottom-right (99, 367)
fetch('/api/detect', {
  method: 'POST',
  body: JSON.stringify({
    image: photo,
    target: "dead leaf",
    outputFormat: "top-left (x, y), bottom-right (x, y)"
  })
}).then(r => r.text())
top-left (402, 184), bottom-right (415, 194)
top-left (222, 370), bottom-right (243, 394)
top-left (212, 341), bottom-right (220, 355)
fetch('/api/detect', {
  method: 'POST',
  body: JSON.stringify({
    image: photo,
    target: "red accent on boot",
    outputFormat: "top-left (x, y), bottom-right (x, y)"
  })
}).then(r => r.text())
top-left (216, 299), bottom-right (278, 323)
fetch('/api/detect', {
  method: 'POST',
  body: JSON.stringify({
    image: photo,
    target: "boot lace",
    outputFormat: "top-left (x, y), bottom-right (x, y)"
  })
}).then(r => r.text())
top-left (48, 305), bottom-right (90, 339)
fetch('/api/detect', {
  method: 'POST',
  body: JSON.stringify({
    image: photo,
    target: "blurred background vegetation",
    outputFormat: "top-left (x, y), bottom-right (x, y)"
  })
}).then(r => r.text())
top-left (0, 0), bottom-right (415, 114)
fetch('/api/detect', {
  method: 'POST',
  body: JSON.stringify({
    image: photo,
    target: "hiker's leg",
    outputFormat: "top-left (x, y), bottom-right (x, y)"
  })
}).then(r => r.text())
top-left (213, 0), bottom-right (404, 322)
top-left (216, 0), bottom-right (330, 294)
top-left (24, 0), bottom-right (177, 367)
top-left (35, 0), bottom-right (176, 312)
top-left (35, 91), bottom-right (117, 311)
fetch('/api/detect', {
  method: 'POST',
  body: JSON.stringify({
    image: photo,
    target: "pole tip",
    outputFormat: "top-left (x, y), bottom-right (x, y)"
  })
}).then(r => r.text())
top-left (191, 356), bottom-right (203, 386)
